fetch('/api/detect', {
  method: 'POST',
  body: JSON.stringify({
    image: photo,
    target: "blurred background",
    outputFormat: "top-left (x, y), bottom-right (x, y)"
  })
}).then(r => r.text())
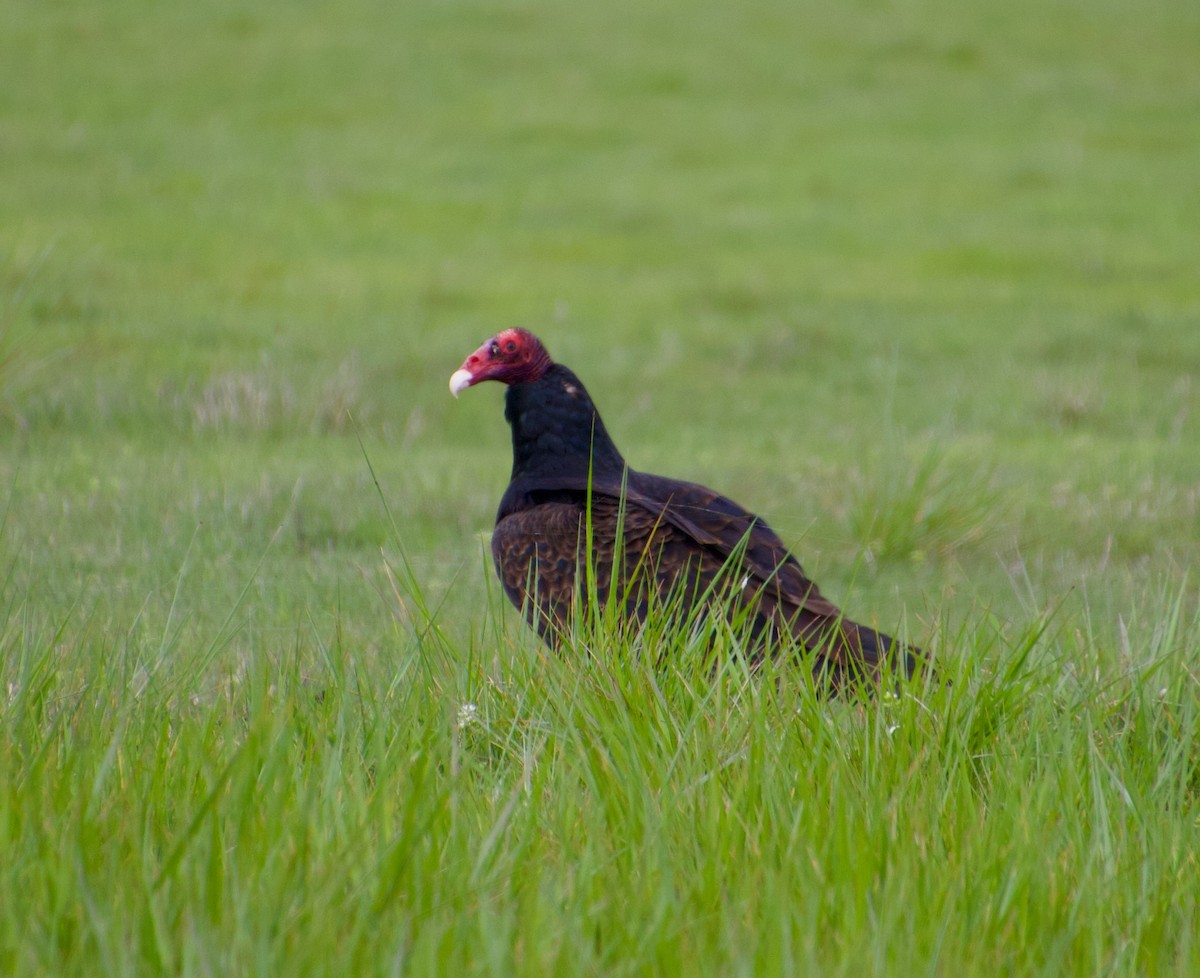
top-left (2, 0), bottom-right (1197, 653)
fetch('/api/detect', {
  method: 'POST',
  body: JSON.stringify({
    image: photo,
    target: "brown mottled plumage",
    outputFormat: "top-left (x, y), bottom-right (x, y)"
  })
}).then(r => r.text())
top-left (450, 328), bottom-right (922, 686)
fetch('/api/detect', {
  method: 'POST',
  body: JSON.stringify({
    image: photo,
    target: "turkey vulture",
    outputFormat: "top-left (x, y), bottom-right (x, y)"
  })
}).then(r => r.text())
top-left (450, 328), bottom-right (922, 686)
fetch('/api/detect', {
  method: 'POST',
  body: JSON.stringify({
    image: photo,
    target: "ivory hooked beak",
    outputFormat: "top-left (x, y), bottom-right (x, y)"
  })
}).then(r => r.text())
top-left (448, 368), bottom-right (473, 398)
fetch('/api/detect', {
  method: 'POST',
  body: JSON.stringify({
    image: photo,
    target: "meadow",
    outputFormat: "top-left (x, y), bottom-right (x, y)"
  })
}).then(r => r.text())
top-left (2, 0), bottom-right (1199, 973)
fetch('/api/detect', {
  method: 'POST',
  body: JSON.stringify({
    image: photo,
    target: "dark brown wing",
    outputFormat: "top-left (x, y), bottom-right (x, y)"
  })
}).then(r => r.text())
top-left (497, 470), bottom-right (836, 616)
top-left (494, 476), bottom-right (919, 681)
top-left (622, 471), bottom-right (843, 619)
top-left (593, 487), bottom-right (898, 679)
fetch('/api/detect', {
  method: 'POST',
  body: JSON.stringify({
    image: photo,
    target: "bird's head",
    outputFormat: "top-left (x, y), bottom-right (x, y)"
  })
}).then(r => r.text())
top-left (449, 328), bottom-right (554, 397)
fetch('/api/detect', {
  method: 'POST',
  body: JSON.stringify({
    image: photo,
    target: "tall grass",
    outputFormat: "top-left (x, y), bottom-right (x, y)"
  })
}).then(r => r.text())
top-left (3, 511), bottom-right (1198, 975)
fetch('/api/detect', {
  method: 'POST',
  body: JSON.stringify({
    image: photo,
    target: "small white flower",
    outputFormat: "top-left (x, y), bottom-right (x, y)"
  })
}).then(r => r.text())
top-left (457, 702), bottom-right (479, 729)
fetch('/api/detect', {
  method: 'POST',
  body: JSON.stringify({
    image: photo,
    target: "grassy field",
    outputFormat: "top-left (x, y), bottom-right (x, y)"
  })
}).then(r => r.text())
top-left (3, 0), bottom-right (1199, 973)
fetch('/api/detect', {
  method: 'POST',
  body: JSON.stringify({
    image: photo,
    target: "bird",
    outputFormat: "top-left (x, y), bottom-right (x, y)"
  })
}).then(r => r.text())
top-left (449, 328), bottom-right (923, 687)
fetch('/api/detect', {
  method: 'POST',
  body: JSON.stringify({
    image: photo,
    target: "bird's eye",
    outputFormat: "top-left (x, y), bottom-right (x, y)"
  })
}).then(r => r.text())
top-left (505, 340), bottom-right (516, 352)
top-left (489, 342), bottom-right (500, 357)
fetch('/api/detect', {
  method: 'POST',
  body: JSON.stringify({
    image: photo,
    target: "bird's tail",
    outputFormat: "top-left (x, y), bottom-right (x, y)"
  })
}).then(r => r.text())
top-left (809, 619), bottom-right (925, 690)
top-left (856, 624), bottom-right (922, 677)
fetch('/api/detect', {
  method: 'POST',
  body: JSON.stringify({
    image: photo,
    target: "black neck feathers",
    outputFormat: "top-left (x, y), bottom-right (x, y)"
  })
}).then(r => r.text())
top-left (504, 364), bottom-right (626, 485)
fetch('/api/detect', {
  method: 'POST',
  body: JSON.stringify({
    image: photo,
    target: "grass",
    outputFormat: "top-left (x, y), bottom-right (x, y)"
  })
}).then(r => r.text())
top-left (3, 558), bottom-right (1198, 975)
top-left (2, 0), bottom-right (1199, 973)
